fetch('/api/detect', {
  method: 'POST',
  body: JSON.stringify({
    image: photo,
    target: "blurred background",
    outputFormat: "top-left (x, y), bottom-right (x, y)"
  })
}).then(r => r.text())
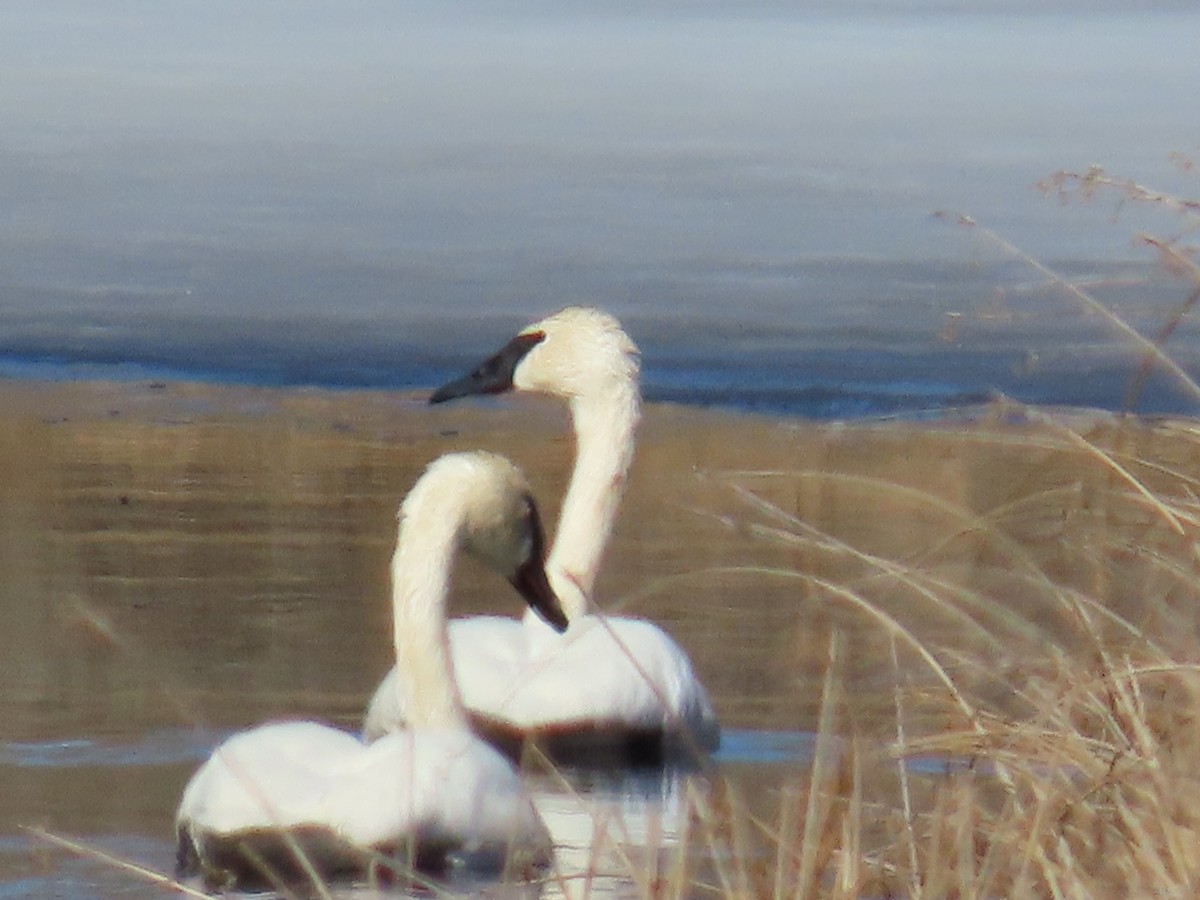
top-left (3, 1), bottom-right (1199, 415)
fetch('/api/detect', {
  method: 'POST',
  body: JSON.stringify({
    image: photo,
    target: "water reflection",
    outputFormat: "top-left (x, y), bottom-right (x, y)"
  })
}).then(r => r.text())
top-left (535, 767), bottom-right (700, 900)
top-left (714, 729), bottom-right (818, 766)
top-left (0, 729), bottom-right (217, 771)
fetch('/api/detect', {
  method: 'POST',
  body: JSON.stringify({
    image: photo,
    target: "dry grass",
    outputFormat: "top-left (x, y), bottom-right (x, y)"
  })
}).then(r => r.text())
top-left (662, 419), bottom-right (1200, 897)
top-left (650, 159), bottom-right (1200, 899)
top-left (673, 633), bottom-right (1200, 898)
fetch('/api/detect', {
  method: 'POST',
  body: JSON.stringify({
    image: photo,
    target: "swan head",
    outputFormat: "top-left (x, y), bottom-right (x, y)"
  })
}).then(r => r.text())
top-left (401, 452), bottom-right (569, 632)
top-left (429, 307), bottom-right (639, 404)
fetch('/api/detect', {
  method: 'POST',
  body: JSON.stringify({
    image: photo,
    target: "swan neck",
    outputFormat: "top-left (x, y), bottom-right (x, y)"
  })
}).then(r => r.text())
top-left (546, 387), bottom-right (639, 618)
top-left (390, 516), bottom-right (468, 730)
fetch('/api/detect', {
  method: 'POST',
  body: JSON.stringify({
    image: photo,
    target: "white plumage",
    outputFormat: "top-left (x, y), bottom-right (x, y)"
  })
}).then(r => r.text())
top-left (363, 308), bottom-right (719, 762)
top-left (176, 452), bottom-right (565, 888)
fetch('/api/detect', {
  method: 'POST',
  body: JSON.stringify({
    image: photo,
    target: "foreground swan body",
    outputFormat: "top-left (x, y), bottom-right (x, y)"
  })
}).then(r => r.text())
top-left (176, 452), bottom-right (568, 889)
top-left (364, 308), bottom-right (719, 762)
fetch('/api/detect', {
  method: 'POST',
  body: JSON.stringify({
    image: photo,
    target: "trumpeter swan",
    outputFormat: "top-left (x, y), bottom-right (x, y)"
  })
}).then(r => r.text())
top-left (363, 308), bottom-right (719, 763)
top-left (176, 452), bottom-right (568, 889)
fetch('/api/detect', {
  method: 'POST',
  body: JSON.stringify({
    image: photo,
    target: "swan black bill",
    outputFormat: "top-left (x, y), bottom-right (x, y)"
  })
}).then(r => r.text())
top-left (511, 558), bottom-right (569, 632)
top-left (509, 495), bottom-right (568, 632)
top-left (429, 331), bottom-right (546, 404)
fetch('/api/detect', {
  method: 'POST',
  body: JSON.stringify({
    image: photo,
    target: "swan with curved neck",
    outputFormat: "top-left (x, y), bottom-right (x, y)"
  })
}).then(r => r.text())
top-left (176, 452), bottom-right (567, 889)
top-left (363, 308), bottom-right (719, 762)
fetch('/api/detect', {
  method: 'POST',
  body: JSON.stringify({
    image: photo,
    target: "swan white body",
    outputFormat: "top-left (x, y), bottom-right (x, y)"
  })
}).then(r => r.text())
top-left (176, 452), bottom-right (565, 888)
top-left (176, 723), bottom-right (544, 882)
top-left (363, 308), bottom-right (719, 760)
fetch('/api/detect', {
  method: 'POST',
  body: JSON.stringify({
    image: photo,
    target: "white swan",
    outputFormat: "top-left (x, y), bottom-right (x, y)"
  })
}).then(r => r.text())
top-left (363, 308), bottom-right (719, 763)
top-left (176, 452), bottom-right (569, 889)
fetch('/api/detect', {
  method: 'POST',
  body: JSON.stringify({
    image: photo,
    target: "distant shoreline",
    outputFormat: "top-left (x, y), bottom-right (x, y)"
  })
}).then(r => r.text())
top-left (0, 373), bottom-right (1173, 444)
top-left (2, 348), bottom-right (1194, 422)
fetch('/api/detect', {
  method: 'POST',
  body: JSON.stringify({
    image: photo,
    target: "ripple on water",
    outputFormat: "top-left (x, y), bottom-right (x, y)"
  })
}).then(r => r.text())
top-left (715, 731), bottom-right (1034, 781)
top-left (2, 833), bottom-right (180, 898)
top-left (0, 729), bottom-right (225, 770)
top-left (714, 729), bottom-right (820, 765)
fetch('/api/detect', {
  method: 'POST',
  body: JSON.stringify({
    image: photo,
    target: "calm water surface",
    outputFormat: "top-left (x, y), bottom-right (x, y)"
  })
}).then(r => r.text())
top-left (4, 376), bottom-right (1199, 895)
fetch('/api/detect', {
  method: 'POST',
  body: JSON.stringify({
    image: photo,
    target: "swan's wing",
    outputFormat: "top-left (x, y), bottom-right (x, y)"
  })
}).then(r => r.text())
top-left (177, 724), bottom-right (549, 876)
top-left (177, 722), bottom-right (367, 836)
top-left (450, 615), bottom-right (528, 714)
top-left (363, 615), bottom-right (718, 752)
top-left (361, 615), bottom-right (527, 742)
top-left (319, 728), bottom-right (551, 867)
top-left (499, 616), bottom-right (718, 743)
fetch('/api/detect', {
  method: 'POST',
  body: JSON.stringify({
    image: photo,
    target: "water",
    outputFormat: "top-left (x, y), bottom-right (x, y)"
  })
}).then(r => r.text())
top-left (4, 372), bottom-right (1198, 895)
top-left (2, 3), bottom-right (1200, 416)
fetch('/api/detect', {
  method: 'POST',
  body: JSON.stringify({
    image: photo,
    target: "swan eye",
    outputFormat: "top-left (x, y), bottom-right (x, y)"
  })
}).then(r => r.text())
top-left (476, 332), bottom-right (545, 392)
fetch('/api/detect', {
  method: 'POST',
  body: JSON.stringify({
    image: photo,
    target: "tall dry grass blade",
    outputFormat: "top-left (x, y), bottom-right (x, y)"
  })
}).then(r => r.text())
top-left (804, 572), bottom-right (978, 724)
top-left (942, 212), bottom-right (1200, 405)
top-left (201, 742), bottom-right (336, 899)
top-left (1141, 233), bottom-right (1200, 280)
top-left (889, 635), bottom-right (923, 900)
top-left (726, 470), bottom-right (1057, 589)
top-left (1023, 795), bottom-right (1066, 900)
top-left (1124, 282), bottom-right (1200, 411)
top-left (724, 473), bottom-right (1071, 643)
top-left (1110, 659), bottom-right (1156, 759)
top-left (590, 610), bottom-right (719, 772)
top-left (524, 741), bottom-right (618, 898)
top-left (919, 777), bottom-right (951, 897)
top-left (614, 560), bottom-right (988, 729)
top-left (742, 519), bottom-right (1022, 647)
top-left (772, 783), bottom-right (799, 900)
top-left (1039, 166), bottom-right (1200, 221)
top-left (693, 779), bottom-right (739, 899)
top-left (63, 594), bottom-right (211, 732)
top-left (233, 841), bottom-right (315, 899)
top-left (954, 779), bottom-right (978, 899)
top-left (1110, 789), bottom-right (1168, 891)
top-left (1021, 407), bottom-right (1187, 535)
top-left (794, 632), bottom-right (844, 900)
top-left (662, 782), bottom-right (695, 900)
top-left (835, 738), bottom-right (863, 898)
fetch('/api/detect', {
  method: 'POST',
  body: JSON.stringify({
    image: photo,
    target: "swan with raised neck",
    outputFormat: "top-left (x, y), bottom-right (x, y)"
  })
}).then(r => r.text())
top-left (388, 451), bottom-right (568, 722)
top-left (364, 309), bottom-right (718, 763)
top-left (176, 452), bottom-right (566, 888)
